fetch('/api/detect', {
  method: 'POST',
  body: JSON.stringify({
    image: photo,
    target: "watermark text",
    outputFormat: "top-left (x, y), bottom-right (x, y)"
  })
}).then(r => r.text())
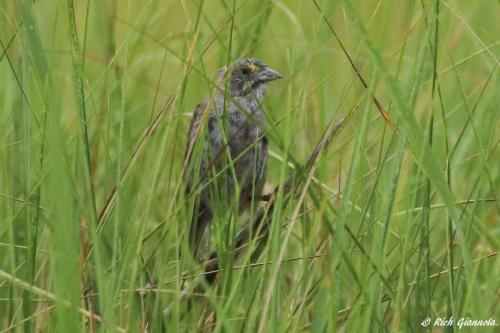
top-left (420, 317), bottom-right (497, 329)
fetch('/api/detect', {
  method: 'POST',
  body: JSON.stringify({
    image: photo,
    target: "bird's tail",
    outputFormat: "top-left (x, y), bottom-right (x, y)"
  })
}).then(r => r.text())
top-left (189, 200), bottom-right (212, 257)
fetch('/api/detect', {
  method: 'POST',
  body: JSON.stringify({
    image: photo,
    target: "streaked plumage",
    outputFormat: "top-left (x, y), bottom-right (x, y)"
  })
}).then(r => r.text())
top-left (185, 58), bottom-right (282, 255)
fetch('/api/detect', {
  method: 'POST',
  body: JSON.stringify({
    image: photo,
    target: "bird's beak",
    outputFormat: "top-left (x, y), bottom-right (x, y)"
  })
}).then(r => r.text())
top-left (258, 67), bottom-right (283, 82)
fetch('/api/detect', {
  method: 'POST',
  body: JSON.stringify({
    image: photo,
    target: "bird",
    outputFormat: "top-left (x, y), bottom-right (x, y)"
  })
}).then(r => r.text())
top-left (184, 58), bottom-right (282, 257)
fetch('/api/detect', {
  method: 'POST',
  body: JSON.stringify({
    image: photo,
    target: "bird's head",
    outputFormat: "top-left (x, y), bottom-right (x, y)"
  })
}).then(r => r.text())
top-left (217, 58), bottom-right (282, 98)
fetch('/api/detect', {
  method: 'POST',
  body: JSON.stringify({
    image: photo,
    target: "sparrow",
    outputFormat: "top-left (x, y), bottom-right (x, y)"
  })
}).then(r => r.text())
top-left (184, 58), bottom-right (282, 256)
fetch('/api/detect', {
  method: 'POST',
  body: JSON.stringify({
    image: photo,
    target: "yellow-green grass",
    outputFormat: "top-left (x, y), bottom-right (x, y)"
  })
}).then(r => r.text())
top-left (1, 0), bottom-right (498, 332)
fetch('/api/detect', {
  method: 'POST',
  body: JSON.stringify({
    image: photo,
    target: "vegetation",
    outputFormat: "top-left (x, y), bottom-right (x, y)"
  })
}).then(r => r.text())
top-left (1, 0), bottom-right (498, 331)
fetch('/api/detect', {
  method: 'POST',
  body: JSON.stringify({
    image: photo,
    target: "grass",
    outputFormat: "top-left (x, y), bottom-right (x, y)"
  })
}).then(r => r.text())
top-left (1, 0), bottom-right (499, 332)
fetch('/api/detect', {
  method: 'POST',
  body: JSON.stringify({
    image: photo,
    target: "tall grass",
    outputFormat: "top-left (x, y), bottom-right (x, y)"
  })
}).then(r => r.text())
top-left (1, 0), bottom-right (498, 332)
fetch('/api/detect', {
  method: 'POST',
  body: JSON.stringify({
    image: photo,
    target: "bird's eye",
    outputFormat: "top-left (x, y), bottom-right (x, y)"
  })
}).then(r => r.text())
top-left (240, 66), bottom-right (251, 76)
top-left (240, 63), bottom-right (259, 76)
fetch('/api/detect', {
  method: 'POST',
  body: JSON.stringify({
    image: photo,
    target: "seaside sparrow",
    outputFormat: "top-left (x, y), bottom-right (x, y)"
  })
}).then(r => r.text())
top-left (184, 58), bottom-right (282, 256)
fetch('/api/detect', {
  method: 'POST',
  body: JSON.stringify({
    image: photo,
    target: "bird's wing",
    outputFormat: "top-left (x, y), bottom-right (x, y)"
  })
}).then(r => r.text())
top-left (185, 99), bottom-right (224, 255)
top-left (185, 97), bottom-right (227, 171)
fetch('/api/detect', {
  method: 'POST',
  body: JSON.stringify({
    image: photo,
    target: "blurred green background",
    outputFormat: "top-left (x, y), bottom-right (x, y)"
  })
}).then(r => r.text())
top-left (1, 0), bottom-right (498, 332)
